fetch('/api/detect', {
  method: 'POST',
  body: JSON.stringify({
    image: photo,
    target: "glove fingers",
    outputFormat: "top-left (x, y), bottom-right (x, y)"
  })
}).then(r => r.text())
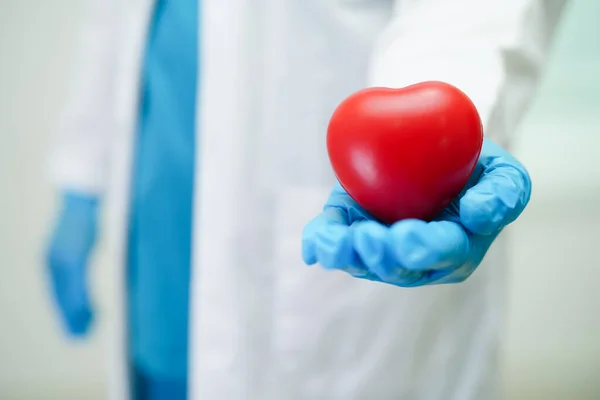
top-left (65, 265), bottom-right (94, 336)
top-left (63, 304), bottom-right (93, 336)
top-left (48, 259), bottom-right (93, 336)
top-left (353, 221), bottom-right (408, 281)
top-left (314, 223), bottom-right (355, 269)
top-left (389, 219), bottom-right (470, 271)
top-left (353, 221), bottom-right (388, 269)
top-left (303, 206), bottom-right (377, 276)
top-left (461, 143), bottom-right (531, 235)
top-left (302, 207), bottom-right (348, 265)
top-left (352, 221), bottom-right (439, 286)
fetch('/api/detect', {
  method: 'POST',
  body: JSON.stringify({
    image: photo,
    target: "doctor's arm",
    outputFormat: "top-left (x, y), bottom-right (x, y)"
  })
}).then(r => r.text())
top-left (45, 0), bottom-right (120, 336)
top-left (367, 0), bottom-right (568, 148)
top-left (302, 0), bottom-right (569, 286)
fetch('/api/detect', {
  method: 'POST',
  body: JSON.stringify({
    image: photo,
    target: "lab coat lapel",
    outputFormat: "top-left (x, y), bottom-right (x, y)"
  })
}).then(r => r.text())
top-left (190, 0), bottom-right (257, 398)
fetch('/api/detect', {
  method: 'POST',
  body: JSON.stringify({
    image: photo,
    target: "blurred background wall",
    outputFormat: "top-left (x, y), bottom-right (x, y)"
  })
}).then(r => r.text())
top-left (0, 1), bottom-right (598, 399)
top-left (502, 1), bottom-right (600, 398)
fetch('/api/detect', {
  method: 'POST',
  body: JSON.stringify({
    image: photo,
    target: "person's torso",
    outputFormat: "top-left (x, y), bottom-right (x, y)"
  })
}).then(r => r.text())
top-left (106, 1), bottom-right (506, 398)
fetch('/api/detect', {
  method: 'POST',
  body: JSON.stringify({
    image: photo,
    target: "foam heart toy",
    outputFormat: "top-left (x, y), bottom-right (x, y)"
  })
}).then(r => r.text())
top-left (327, 81), bottom-right (484, 224)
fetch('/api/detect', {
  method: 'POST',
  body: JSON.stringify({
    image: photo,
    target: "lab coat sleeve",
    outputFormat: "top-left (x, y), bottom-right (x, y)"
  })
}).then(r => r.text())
top-left (49, 1), bottom-right (121, 196)
top-left (367, 0), bottom-right (569, 147)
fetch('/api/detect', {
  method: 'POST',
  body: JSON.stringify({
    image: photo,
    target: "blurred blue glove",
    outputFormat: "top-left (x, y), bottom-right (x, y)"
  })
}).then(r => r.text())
top-left (46, 192), bottom-right (99, 336)
top-left (302, 139), bottom-right (531, 286)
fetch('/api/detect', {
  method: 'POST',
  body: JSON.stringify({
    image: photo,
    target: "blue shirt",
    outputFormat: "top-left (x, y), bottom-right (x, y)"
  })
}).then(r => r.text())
top-left (127, 0), bottom-right (198, 380)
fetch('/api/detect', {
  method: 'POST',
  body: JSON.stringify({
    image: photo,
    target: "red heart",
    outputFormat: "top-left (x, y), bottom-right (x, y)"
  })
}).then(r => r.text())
top-left (327, 81), bottom-right (484, 224)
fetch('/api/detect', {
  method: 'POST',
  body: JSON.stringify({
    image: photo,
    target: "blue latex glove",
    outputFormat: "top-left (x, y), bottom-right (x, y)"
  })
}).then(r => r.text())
top-left (46, 192), bottom-right (99, 336)
top-left (302, 139), bottom-right (531, 286)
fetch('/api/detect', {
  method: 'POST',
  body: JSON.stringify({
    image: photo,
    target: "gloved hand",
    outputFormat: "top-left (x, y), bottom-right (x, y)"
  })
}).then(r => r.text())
top-left (302, 139), bottom-right (531, 286)
top-left (45, 192), bottom-right (99, 336)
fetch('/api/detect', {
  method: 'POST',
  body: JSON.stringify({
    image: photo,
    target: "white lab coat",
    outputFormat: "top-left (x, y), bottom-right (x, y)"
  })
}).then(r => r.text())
top-left (51, 0), bottom-right (567, 398)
